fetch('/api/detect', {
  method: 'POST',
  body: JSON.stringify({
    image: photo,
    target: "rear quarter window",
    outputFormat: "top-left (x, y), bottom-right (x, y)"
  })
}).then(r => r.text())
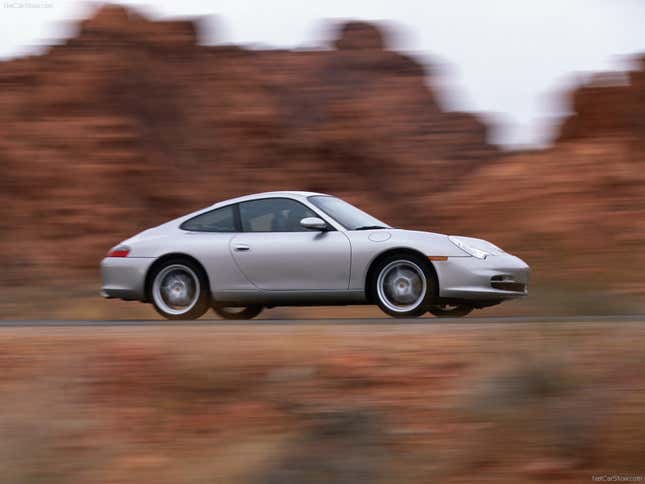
top-left (180, 205), bottom-right (237, 232)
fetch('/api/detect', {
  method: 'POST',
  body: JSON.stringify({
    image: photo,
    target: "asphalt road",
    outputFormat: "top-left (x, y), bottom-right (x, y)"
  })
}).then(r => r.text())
top-left (0, 315), bottom-right (644, 327)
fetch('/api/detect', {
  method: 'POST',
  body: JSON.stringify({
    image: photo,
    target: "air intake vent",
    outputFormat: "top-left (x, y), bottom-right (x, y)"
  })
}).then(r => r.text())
top-left (490, 275), bottom-right (526, 292)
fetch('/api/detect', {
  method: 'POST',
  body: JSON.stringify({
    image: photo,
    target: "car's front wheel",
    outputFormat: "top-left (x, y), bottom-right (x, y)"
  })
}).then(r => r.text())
top-left (212, 305), bottom-right (263, 320)
top-left (149, 259), bottom-right (210, 320)
top-left (372, 254), bottom-right (435, 318)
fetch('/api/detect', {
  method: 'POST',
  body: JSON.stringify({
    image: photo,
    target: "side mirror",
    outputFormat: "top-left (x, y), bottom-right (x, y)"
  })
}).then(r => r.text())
top-left (300, 217), bottom-right (329, 231)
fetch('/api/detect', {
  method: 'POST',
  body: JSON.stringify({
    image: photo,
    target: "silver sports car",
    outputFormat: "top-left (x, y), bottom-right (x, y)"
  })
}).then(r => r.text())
top-left (101, 191), bottom-right (529, 319)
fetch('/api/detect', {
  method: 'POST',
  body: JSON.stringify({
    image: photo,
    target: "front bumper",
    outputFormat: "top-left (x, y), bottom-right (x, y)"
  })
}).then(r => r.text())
top-left (100, 257), bottom-right (156, 301)
top-left (435, 253), bottom-right (530, 301)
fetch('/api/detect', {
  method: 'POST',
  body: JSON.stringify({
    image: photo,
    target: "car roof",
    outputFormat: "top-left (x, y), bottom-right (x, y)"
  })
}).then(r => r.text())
top-left (210, 191), bottom-right (331, 207)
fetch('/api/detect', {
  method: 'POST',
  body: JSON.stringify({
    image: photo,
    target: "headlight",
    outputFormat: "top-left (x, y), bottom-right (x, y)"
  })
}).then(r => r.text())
top-left (448, 236), bottom-right (490, 259)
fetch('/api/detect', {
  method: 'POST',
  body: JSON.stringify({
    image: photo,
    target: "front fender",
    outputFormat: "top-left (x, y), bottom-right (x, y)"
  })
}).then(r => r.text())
top-left (347, 229), bottom-right (469, 289)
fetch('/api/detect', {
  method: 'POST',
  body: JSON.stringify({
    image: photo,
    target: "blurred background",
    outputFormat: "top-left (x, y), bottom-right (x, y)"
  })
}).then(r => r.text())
top-left (1, 2), bottom-right (645, 483)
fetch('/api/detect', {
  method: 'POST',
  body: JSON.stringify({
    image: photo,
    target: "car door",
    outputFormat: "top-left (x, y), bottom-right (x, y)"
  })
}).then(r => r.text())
top-left (230, 197), bottom-right (351, 290)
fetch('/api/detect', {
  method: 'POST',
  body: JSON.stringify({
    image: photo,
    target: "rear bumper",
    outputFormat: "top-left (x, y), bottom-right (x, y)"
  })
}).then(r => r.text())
top-left (100, 257), bottom-right (155, 301)
top-left (435, 253), bottom-right (530, 301)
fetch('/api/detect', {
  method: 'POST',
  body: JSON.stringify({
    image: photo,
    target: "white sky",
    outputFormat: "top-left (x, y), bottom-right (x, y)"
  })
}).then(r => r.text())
top-left (1, 0), bottom-right (644, 147)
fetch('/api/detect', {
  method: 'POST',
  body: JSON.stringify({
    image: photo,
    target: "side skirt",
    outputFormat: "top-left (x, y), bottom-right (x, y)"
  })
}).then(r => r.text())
top-left (211, 289), bottom-right (367, 307)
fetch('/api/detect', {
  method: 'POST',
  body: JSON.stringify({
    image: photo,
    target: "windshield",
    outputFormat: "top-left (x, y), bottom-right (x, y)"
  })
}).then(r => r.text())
top-left (308, 196), bottom-right (390, 230)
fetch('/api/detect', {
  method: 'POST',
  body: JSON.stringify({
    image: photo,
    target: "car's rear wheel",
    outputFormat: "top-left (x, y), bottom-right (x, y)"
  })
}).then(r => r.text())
top-left (212, 305), bottom-right (263, 320)
top-left (372, 254), bottom-right (435, 318)
top-left (150, 259), bottom-right (210, 320)
top-left (428, 304), bottom-right (473, 318)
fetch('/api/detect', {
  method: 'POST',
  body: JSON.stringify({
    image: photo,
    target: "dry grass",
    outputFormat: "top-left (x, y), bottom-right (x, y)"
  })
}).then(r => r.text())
top-left (0, 322), bottom-right (643, 483)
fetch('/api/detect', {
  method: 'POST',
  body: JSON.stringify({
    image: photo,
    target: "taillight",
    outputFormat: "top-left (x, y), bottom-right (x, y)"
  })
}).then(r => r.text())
top-left (107, 245), bottom-right (130, 257)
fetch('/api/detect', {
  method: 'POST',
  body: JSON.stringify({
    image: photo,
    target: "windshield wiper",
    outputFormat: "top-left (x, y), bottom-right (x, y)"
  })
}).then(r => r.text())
top-left (353, 225), bottom-right (389, 231)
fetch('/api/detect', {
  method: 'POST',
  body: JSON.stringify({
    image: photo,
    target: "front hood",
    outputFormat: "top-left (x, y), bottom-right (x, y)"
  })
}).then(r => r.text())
top-left (387, 228), bottom-right (448, 239)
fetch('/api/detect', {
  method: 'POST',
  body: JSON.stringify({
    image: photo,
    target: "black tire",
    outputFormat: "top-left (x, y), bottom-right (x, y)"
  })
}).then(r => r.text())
top-left (370, 253), bottom-right (436, 318)
top-left (148, 258), bottom-right (210, 320)
top-left (213, 305), bottom-right (263, 320)
top-left (428, 304), bottom-right (473, 318)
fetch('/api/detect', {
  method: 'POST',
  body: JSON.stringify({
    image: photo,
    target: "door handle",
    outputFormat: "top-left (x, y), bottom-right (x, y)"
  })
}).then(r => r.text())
top-left (234, 244), bottom-right (250, 252)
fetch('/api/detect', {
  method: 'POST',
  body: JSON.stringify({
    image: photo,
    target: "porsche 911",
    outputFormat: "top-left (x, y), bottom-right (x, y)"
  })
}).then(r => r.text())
top-left (101, 191), bottom-right (529, 319)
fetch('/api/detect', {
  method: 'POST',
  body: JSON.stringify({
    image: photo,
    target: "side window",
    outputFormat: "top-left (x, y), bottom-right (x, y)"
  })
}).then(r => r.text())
top-left (180, 205), bottom-right (237, 232)
top-left (239, 198), bottom-right (317, 232)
